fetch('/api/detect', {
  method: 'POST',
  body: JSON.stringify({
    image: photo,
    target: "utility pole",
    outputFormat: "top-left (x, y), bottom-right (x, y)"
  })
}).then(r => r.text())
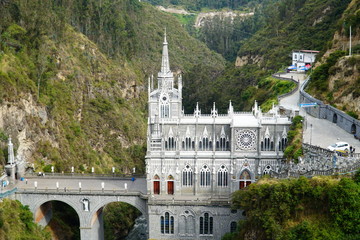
top-left (349, 26), bottom-right (352, 56)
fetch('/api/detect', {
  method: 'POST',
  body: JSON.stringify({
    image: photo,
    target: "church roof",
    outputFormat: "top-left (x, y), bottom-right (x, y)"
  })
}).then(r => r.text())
top-left (231, 114), bottom-right (259, 128)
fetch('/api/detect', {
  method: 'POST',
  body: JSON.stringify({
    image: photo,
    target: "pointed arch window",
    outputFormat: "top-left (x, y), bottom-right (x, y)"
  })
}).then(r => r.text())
top-left (279, 137), bottom-right (287, 151)
top-left (200, 165), bottom-right (211, 187)
top-left (230, 222), bottom-right (237, 233)
top-left (179, 210), bottom-right (195, 236)
top-left (161, 104), bottom-right (169, 118)
top-left (160, 212), bottom-right (174, 234)
top-left (199, 213), bottom-right (213, 235)
top-left (261, 137), bottom-right (275, 151)
top-left (217, 165), bottom-right (228, 187)
top-left (199, 137), bottom-right (212, 150)
top-left (166, 137), bottom-right (175, 150)
top-left (184, 137), bottom-right (193, 150)
top-left (182, 165), bottom-right (193, 186)
top-left (263, 165), bottom-right (272, 175)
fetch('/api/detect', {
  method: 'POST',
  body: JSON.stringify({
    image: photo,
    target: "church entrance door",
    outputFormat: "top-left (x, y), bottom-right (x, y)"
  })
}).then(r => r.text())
top-left (239, 170), bottom-right (252, 189)
top-left (168, 181), bottom-right (174, 194)
top-left (239, 181), bottom-right (251, 189)
top-left (167, 175), bottom-right (174, 194)
top-left (154, 181), bottom-right (160, 194)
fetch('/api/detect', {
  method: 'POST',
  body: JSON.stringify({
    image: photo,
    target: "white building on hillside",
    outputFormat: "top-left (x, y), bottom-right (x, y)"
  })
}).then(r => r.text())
top-left (292, 49), bottom-right (319, 68)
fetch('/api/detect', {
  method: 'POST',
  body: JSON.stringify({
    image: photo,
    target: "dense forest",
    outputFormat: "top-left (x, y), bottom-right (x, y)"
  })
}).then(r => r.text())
top-left (225, 173), bottom-right (360, 240)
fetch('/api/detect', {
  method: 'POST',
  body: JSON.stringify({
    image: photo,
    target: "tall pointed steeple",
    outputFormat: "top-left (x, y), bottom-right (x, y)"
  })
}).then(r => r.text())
top-left (159, 29), bottom-right (171, 76)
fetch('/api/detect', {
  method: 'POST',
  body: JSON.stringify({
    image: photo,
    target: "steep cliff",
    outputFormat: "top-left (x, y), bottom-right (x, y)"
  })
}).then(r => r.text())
top-left (306, 0), bottom-right (360, 118)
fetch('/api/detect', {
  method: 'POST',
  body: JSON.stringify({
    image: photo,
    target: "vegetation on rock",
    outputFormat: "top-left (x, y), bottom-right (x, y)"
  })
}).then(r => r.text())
top-left (104, 202), bottom-right (141, 240)
top-left (0, 199), bottom-right (50, 239)
top-left (226, 174), bottom-right (360, 240)
top-left (283, 115), bottom-right (303, 162)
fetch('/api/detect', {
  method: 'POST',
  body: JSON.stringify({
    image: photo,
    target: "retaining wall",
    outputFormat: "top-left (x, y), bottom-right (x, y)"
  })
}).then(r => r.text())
top-left (299, 77), bottom-right (360, 137)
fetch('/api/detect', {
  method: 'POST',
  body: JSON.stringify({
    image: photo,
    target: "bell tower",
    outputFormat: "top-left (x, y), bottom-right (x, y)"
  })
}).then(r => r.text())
top-left (148, 31), bottom-right (182, 120)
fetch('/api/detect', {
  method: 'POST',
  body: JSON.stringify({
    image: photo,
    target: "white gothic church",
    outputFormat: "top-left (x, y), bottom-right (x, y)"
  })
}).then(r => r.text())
top-left (145, 33), bottom-right (292, 239)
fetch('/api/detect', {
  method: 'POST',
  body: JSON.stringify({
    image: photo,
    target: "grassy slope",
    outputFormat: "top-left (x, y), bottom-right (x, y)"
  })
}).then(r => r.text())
top-left (0, 0), bottom-right (224, 173)
top-left (0, 199), bottom-right (50, 239)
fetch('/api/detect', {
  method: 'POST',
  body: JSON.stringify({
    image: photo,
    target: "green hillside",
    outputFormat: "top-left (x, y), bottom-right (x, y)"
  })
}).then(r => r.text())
top-left (226, 174), bottom-right (360, 240)
top-left (0, 0), bottom-right (224, 173)
top-left (0, 199), bottom-right (50, 239)
top-left (181, 0), bottom-right (353, 112)
top-left (305, 0), bottom-right (360, 118)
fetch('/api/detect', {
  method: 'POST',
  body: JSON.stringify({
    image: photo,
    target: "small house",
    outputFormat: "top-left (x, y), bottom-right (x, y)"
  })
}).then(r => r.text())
top-left (292, 50), bottom-right (319, 69)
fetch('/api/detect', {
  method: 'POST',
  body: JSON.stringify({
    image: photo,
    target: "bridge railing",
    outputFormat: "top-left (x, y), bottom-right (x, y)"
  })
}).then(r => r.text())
top-left (16, 187), bottom-right (147, 197)
top-left (24, 172), bottom-right (146, 179)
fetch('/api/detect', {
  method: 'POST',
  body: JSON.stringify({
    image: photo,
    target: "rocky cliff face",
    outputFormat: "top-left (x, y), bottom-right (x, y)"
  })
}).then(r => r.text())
top-left (327, 55), bottom-right (360, 113)
top-left (0, 26), bottom-right (144, 172)
top-left (0, 95), bottom-right (49, 162)
top-left (316, 0), bottom-right (360, 116)
top-left (235, 55), bottom-right (263, 67)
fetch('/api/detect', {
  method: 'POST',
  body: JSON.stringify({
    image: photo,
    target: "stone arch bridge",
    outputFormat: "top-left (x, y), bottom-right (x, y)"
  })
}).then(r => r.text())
top-left (14, 176), bottom-right (148, 240)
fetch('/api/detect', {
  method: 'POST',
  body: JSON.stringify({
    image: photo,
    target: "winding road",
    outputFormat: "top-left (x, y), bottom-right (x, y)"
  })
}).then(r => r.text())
top-left (278, 72), bottom-right (360, 152)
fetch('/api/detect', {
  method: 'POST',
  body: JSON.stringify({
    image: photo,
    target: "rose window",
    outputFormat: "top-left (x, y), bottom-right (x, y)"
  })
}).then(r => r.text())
top-left (235, 129), bottom-right (256, 150)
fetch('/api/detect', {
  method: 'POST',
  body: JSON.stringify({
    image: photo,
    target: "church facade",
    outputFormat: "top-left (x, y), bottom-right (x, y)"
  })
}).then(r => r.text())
top-left (145, 33), bottom-right (292, 239)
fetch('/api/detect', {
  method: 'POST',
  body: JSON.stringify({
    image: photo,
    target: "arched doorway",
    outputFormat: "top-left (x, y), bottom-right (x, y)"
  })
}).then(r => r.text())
top-left (153, 174), bottom-right (160, 194)
top-left (333, 113), bottom-right (338, 123)
top-left (36, 201), bottom-right (80, 239)
top-left (167, 175), bottom-right (174, 195)
top-left (239, 170), bottom-right (252, 189)
top-left (351, 124), bottom-right (356, 134)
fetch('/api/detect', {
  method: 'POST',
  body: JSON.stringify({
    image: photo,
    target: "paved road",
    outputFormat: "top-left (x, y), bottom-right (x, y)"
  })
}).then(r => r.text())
top-left (278, 73), bottom-right (360, 152)
top-left (13, 177), bottom-right (147, 194)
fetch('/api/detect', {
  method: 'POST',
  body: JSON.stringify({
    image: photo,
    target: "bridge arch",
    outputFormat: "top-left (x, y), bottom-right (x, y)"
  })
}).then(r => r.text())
top-left (32, 198), bottom-right (84, 227)
top-left (86, 196), bottom-right (148, 239)
top-left (89, 196), bottom-right (147, 220)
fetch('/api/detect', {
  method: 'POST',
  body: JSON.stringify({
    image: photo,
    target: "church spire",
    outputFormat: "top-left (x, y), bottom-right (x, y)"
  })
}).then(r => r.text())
top-left (160, 29), bottom-right (171, 75)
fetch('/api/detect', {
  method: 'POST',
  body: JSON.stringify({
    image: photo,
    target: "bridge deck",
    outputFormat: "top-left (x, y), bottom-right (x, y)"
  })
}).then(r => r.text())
top-left (14, 176), bottom-right (147, 195)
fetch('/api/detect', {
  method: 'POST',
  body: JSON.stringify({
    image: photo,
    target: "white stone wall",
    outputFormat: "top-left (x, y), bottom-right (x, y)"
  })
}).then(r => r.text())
top-left (147, 204), bottom-right (243, 240)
